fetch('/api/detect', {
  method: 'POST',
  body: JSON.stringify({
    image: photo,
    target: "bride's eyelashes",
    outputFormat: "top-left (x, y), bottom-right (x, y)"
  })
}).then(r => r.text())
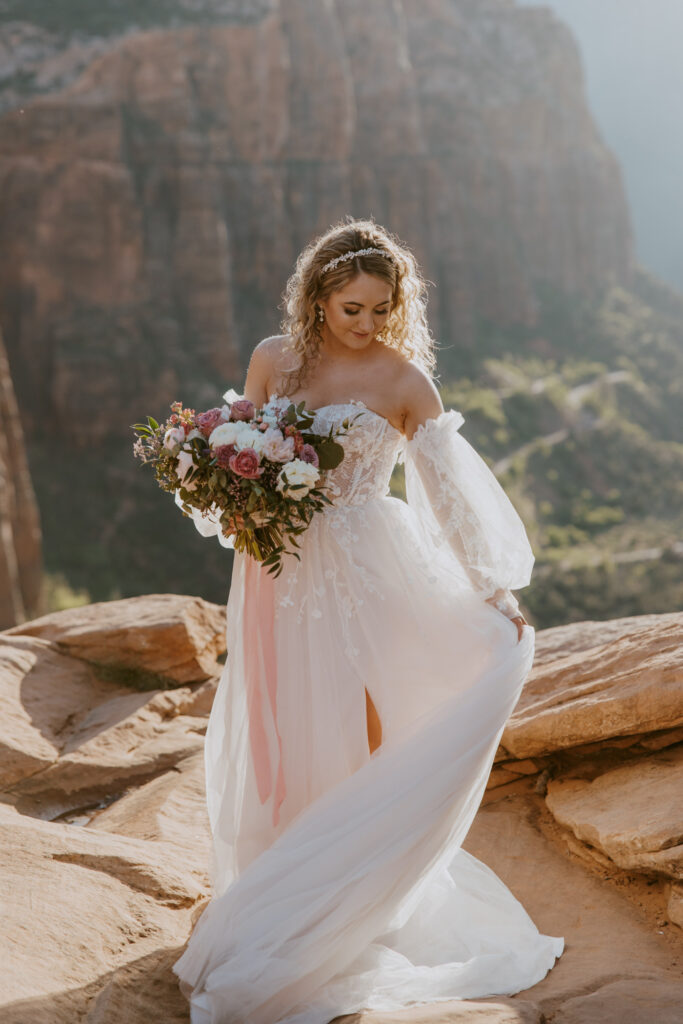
top-left (343, 307), bottom-right (389, 317)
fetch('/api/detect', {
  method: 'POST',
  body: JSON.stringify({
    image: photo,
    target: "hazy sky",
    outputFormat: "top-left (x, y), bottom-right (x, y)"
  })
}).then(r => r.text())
top-left (518, 0), bottom-right (683, 293)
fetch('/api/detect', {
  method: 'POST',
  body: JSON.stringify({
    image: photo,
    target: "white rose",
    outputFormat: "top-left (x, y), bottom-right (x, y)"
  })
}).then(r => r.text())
top-left (164, 426), bottom-right (185, 450)
top-left (261, 428), bottom-right (296, 462)
top-left (260, 411), bottom-right (281, 427)
top-left (236, 428), bottom-right (268, 455)
top-left (276, 458), bottom-right (320, 499)
top-left (208, 421), bottom-right (251, 447)
top-left (176, 449), bottom-right (199, 490)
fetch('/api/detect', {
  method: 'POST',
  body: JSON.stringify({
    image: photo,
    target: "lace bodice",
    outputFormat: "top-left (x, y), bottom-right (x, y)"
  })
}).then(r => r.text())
top-left (267, 395), bottom-right (406, 510)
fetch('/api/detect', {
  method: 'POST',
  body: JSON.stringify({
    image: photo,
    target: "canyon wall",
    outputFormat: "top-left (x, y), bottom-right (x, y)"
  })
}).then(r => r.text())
top-left (0, 328), bottom-right (42, 627)
top-left (0, 0), bottom-right (634, 445)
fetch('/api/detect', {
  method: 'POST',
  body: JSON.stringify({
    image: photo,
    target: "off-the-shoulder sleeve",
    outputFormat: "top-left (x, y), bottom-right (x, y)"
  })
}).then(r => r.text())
top-left (402, 409), bottom-right (534, 614)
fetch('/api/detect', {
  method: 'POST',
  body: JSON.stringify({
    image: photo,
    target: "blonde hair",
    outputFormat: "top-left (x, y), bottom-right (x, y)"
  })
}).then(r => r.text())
top-left (273, 215), bottom-right (438, 397)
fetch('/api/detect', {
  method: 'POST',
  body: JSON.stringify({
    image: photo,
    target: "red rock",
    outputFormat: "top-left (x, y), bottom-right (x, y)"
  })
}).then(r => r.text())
top-left (0, 328), bottom-right (42, 628)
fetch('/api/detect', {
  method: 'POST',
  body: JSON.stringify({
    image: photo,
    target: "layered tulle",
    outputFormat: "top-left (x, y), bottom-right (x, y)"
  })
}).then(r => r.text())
top-left (172, 402), bottom-right (563, 1023)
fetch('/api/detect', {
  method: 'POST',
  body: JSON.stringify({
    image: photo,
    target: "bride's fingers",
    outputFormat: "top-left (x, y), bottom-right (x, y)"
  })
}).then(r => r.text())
top-left (225, 512), bottom-right (246, 535)
top-left (511, 615), bottom-right (527, 642)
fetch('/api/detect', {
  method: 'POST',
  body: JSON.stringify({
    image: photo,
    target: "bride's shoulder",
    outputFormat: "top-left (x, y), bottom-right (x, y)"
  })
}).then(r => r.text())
top-left (393, 360), bottom-right (444, 441)
top-left (251, 334), bottom-right (298, 373)
top-left (247, 334), bottom-right (298, 390)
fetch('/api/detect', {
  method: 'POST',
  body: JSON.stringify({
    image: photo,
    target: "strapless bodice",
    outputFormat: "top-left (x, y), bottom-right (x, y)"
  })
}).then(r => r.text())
top-left (267, 395), bottom-right (406, 508)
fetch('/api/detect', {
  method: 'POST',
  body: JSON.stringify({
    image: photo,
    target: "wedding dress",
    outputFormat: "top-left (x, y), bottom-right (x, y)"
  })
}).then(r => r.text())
top-left (172, 391), bottom-right (564, 1024)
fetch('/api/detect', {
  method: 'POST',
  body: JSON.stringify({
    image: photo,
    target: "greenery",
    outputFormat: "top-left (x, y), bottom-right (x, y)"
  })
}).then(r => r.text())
top-left (0, 0), bottom-right (268, 36)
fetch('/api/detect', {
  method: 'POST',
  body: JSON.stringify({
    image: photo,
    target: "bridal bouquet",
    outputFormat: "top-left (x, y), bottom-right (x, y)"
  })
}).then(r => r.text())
top-left (131, 389), bottom-right (357, 576)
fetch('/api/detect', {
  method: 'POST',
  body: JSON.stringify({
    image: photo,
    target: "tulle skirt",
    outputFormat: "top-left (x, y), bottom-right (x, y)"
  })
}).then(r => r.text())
top-left (172, 493), bottom-right (563, 1023)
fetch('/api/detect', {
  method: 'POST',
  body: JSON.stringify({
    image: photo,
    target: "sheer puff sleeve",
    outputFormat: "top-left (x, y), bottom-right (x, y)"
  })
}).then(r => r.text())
top-left (400, 409), bottom-right (534, 619)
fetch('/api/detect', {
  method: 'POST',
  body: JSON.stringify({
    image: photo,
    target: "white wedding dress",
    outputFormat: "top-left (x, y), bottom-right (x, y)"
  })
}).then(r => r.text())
top-left (172, 392), bottom-right (564, 1024)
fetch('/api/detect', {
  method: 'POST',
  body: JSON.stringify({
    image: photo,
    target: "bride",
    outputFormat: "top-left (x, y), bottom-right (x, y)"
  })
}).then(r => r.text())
top-left (172, 217), bottom-right (564, 1023)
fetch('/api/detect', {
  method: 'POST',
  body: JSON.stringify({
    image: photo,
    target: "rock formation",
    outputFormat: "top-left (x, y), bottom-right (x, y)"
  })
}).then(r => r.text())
top-left (0, 327), bottom-right (42, 628)
top-left (0, 0), bottom-right (634, 444)
top-left (1, 598), bottom-right (682, 1021)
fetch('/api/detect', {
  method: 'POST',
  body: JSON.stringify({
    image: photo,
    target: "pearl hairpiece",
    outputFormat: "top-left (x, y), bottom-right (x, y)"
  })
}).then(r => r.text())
top-left (320, 247), bottom-right (394, 276)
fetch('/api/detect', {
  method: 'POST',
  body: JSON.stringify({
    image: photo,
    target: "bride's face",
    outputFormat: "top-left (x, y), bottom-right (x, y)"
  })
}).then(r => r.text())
top-left (318, 272), bottom-right (393, 352)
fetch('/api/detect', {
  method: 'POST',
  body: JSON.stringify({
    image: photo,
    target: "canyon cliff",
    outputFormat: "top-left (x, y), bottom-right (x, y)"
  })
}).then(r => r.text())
top-left (0, 327), bottom-right (42, 627)
top-left (0, 0), bottom-right (634, 445)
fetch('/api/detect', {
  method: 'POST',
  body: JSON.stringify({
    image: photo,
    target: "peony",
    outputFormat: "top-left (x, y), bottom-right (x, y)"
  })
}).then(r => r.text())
top-left (209, 420), bottom-right (252, 448)
top-left (176, 449), bottom-right (199, 490)
top-left (196, 407), bottom-right (224, 438)
top-left (299, 443), bottom-right (319, 467)
top-left (276, 458), bottom-right (320, 499)
top-left (163, 426), bottom-right (185, 450)
top-left (230, 399), bottom-right (255, 421)
top-left (260, 427), bottom-right (296, 462)
top-left (236, 427), bottom-right (269, 455)
top-left (229, 448), bottom-right (264, 478)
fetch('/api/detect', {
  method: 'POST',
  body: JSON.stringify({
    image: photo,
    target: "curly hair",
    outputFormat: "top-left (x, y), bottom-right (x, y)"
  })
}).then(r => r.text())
top-left (273, 215), bottom-right (439, 398)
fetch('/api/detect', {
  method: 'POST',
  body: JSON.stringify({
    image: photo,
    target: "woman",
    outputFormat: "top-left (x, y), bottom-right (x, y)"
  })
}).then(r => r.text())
top-left (172, 217), bottom-right (563, 1023)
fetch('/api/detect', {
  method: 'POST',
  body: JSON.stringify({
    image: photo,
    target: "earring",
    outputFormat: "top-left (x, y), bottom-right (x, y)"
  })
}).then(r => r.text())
top-left (317, 307), bottom-right (325, 322)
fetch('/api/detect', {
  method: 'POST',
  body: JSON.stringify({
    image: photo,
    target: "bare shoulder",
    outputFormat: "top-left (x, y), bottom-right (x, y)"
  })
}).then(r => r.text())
top-left (244, 334), bottom-right (296, 404)
top-left (393, 360), bottom-right (444, 440)
top-left (250, 334), bottom-right (292, 370)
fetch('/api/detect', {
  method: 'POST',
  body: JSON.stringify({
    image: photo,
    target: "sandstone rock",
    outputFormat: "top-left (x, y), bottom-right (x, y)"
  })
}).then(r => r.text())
top-left (0, 635), bottom-right (118, 789)
top-left (3, 605), bottom-right (683, 1022)
top-left (463, 796), bottom-right (681, 1014)
top-left (0, 634), bottom-right (209, 819)
top-left (0, 802), bottom-right (204, 1019)
top-left (346, 997), bottom-right (541, 1023)
top-left (545, 748), bottom-right (683, 880)
top-left (4, 593), bottom-right (226, 685)
top-left (551, 978), bottom-right (683, 1024)
top-left (0, 327), bottom-right (42, 628)
top-left (667, 883), bottom-right (683, 929)
top-left (531, 613), bottom-right (680, 668)
top-left (86, 749), bottom-right (212, 875)
top-left (500, 614), bottom-right (683, 758)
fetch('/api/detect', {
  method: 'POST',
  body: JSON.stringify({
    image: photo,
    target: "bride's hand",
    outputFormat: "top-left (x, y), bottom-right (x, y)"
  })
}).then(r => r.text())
top-left (225, 512), bottom-right (246, 536)
top-left (509, 614), bottom-right (528, 643)
top-left (484, 590), bottom-right (528, 643)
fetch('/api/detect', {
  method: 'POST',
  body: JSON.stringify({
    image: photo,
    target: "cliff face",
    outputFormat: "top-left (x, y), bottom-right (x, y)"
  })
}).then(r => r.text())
top-left (0, 328), bottom-right (42, 627)
top-left (0, 0), bottom-right (633, 445)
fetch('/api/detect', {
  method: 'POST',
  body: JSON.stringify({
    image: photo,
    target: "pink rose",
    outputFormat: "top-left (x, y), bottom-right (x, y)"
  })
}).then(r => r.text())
top-left (230, 399), bottom-right (255, 421)
top-left (196, 407), bottom-right (222, 434)
top-left (196, 407), bottom-right (224, 438)
top-left (214, 443), bottom-right (237, 469)
top-left (299, 443), bottom-right (319, 467)
top-left (229, 447), bottom-right (264, 478)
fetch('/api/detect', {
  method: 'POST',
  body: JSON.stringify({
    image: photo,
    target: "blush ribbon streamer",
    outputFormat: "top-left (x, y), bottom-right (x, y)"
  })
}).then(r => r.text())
top-left (243, 554), bottom-right (286, 827)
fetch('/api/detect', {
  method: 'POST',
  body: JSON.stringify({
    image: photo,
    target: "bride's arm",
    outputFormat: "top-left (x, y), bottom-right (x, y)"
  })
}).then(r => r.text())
top-left (400, 374), bottom-right (532, 628)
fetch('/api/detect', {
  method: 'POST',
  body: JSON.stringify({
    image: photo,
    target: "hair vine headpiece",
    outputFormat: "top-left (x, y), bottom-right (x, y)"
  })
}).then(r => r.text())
top-left (320, 247), bottom-right (394, 276)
